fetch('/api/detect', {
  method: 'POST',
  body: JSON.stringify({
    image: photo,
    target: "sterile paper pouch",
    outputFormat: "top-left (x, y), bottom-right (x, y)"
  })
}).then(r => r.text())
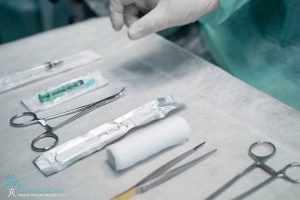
top-left (34, 96), bottom-right (183, 176)
top-left (22, 70), bottom-right (108, 112)
top-left (0, 50), bottom-right (101, 93)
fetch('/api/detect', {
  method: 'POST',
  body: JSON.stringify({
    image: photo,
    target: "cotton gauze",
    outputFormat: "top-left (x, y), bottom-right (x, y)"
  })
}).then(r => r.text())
top-left (106, 116), bottom-right (190, 171)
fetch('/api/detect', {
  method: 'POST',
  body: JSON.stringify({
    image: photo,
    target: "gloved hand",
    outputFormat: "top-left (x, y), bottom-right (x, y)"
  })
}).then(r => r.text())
top-left (109, 0), bottom-right (220, 40)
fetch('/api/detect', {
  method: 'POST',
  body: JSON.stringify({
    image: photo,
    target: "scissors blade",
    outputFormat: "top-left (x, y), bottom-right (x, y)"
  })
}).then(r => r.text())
top-left (205, 162), bottom-right (257, 200)
top-left (52, 87), bottom-right (125, 131)
top-left (45, 87), bottom-right (126, 121)
top-left (232, 176), bottom-right (277, 200)
top-left (137, 149), bottom-right (217, 194)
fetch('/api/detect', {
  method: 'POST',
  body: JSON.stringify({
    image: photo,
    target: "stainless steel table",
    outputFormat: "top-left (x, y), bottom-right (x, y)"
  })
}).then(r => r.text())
top-left (0, 18), bottom-right (299, 200)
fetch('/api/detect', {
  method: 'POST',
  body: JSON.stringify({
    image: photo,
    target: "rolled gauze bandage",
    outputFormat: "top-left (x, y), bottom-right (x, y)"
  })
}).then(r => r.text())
top-left (106, 116), bottom-right (190, 171)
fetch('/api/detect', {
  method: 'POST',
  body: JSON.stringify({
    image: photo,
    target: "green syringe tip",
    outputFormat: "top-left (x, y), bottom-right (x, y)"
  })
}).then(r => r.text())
top-left (85, 79), bottom-right (96, 87)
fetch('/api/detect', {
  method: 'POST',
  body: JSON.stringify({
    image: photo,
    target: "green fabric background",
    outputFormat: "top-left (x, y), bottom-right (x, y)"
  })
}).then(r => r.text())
top-left (200, 0), bottom-right (300, 111)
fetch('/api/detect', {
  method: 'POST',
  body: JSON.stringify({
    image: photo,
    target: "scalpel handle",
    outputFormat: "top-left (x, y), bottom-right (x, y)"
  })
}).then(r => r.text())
top-left (111, 187), bottom-right (137, 200)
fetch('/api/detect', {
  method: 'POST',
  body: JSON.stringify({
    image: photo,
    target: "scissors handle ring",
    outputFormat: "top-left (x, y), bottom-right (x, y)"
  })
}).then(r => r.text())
top-left (281, 162), bottom-right (300, 183)
top-left (10, 112), bottom-right (39, 127)
top-left (31, 132), bottom-right (59, 152)
top-left (248, 141), bottom-right (276, 162)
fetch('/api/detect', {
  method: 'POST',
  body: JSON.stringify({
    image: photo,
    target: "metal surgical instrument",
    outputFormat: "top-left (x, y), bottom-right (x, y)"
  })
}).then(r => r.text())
top-left (206, 141), bottom-right (300, 200)
top-left (112, 142), bottom-right (217, 200)
top-left (10, 87), bottom-right (126, 152)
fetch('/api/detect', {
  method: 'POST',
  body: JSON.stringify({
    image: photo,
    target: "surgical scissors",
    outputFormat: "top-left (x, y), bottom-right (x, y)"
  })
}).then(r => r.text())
top-left (206, 141), bottom-right (300, 200)
top-left (10, 87), bottom-right (126, 152)
top-left (112, 142), bottom-right (217, 200)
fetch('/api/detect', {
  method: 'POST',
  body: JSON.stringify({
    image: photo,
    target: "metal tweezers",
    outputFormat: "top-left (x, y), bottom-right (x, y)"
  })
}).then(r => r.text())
top-left (112, 142), bottom-right (217, 200)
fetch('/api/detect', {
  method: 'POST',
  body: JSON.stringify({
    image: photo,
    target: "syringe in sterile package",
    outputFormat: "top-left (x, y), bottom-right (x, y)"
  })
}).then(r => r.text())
top-left (0, 50), bottom-right (101, 93)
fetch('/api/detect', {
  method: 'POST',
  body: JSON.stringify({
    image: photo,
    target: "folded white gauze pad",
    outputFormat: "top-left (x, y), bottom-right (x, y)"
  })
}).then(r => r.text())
top-left (106, 116), bottom-right (190, 171)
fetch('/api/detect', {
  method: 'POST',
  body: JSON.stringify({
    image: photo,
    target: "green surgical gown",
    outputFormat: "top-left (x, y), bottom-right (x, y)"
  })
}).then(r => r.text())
top-left (200, 0), bottom-right (300, 111)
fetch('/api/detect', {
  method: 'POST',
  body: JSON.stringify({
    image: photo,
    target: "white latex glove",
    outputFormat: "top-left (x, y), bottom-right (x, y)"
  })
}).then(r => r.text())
top-left (109, 0), bottom-right (220, 40)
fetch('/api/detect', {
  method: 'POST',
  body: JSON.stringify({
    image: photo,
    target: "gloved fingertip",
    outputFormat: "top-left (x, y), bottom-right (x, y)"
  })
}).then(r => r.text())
top-left (128, 26), bottom-right (145, 40)
top-left (127, 30), bottom-right (138, 40)
top-left (113, 23), bottom-right (123, 31)
top-left (110, 18), bottom-right (123, 31)
top-left (110, 13), bottom-right (124, 31)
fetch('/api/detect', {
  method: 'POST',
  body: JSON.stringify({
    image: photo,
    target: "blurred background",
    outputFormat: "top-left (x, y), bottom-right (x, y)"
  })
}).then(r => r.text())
top-left (0, 0), bottom-right (109, 44)
top-left (0, 0), bottom-right (210, 61)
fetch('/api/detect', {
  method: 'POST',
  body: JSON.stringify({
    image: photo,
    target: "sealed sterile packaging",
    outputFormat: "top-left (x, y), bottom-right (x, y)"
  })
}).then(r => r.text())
top-left (34, 96), bottom-right (183, 176)
top-left (0, 50), bottom-right (101, 93)
top-left (22, 70), bottom-right (108, 112)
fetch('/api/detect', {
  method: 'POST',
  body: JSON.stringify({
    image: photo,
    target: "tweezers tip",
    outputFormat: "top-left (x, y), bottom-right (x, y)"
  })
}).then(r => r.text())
top-left (194, 142), bottom-right (206, 150)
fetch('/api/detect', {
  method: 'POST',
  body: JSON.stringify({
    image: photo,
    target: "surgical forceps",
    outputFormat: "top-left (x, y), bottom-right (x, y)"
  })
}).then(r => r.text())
top-left (10, 87), bottom-right (126, 152)
top-left (206, 141), bottom-right (300, 200)
top-left (112, 142), bottom-right (217, 200)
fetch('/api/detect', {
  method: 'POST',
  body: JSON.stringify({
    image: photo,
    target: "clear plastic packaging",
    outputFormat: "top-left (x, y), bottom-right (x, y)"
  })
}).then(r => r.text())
top-left (22, 70), bottom-right (108, 112)
top-left (33, 96), bottom-right (183, 176)
top-left (0, 50), bottom-right (101, 93)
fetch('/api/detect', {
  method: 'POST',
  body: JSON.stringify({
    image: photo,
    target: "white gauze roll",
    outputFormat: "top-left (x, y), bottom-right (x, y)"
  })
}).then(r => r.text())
top-left (106, 116), bottom-right (190, 171)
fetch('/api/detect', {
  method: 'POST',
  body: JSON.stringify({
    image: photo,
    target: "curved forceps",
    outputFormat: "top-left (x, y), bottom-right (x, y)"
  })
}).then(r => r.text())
top-left (206, 141), bottom-right (300, 200)
top-left (10, 87), bottom-right (126, 152)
